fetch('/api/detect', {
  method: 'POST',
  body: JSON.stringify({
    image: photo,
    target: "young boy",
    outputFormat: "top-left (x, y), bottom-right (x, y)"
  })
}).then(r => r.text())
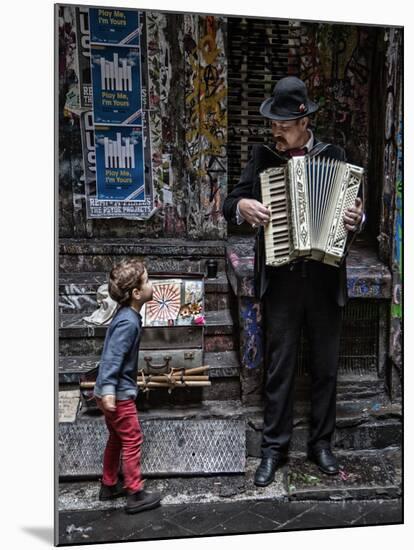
top-left (94, 259), bottom-right (161, 514)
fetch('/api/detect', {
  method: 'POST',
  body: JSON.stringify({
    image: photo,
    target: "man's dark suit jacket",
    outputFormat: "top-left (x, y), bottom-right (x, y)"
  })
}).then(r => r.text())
top-left (222, 138), bottom-right (349, 306)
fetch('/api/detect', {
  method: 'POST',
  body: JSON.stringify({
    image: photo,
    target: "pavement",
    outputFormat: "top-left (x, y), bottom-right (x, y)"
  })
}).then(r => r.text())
top-left (59, 497), bottom-right (402, 545)
top-left (58, 452), bottom-right (402, 545)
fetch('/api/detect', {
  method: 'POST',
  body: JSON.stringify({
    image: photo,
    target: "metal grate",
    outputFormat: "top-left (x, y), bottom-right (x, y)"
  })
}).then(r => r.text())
top-left (227, 17), bottom-right (290, 195)
top-left (59, 418), bottom-right (246, 478)
top-left (297, 299), bottom-right (380, 376)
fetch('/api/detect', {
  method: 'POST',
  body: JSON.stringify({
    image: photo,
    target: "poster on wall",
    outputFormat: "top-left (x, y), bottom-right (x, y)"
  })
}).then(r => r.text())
top-left (80, 109), bottom-right (154, 218)
top-left (89, 7), bottom-right (140, 45)
top-left (77, 6), bottom-right (154, 219)
top-left (90, 45), bottom-right (142, 125)
top-left (79, 110), bottom-right (96, 191)
top-left (75, 6), bottom-right (93, 109)
top-left (94, 125), bottom-right (144, 201)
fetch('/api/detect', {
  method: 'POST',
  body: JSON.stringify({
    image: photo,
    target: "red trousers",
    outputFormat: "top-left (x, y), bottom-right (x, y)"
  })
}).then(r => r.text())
top-left (95, 398), bottom-right (144, 493)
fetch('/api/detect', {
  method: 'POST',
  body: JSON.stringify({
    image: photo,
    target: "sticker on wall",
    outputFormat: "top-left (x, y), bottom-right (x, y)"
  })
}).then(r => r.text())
top-left (144, 280), bottom-right (182, 325)
top-left (143, 278), bottom-right (205, 327)
top-left (75, 6), bottom-right (93, 109)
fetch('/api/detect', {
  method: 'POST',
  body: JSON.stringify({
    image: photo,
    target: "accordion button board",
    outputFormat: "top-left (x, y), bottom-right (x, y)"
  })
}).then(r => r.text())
top-left (260, 156), bottom-right (364, 268)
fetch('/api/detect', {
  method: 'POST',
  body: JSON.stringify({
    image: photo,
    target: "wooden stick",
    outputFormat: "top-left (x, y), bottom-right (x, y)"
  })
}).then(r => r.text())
top-left (175, 381), bottom-right (211, 387)
top-left (143, 375), bottom-right (209, 382)
top-left (137, 381), bottom-right (211, 388)
top-left (171, 366), bottom-right (210, 375)
top-left (80, 377), bottom-right (211, 389)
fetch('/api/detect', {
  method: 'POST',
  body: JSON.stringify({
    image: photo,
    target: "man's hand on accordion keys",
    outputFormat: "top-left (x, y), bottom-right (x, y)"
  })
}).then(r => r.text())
top-left (343, 197), bottom-right (363, 232)
top-left (238, 198), bottom-right (271, 229)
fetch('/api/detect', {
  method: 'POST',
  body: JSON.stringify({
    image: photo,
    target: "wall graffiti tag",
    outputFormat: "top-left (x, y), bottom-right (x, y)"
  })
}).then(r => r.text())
top-left (184, 14), bottom-right (227, 239)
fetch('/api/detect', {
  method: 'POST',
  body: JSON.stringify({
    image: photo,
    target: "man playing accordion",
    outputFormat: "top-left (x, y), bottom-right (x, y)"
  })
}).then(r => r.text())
top-left (223, 76), bottom-right (364, 487)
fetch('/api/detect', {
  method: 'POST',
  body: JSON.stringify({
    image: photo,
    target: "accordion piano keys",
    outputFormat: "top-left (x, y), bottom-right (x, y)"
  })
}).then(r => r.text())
top-left (261, 167), bottom-right (292, 266)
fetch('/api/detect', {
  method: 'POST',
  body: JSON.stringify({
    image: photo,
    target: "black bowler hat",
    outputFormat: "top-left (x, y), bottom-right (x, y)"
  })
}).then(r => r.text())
top-left (260, 76), bottom-right (319, 121)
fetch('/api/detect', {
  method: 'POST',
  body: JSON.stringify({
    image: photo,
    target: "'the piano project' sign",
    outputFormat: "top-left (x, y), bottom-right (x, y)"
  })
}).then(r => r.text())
top-left (82, 7), bottom-right (154, 219)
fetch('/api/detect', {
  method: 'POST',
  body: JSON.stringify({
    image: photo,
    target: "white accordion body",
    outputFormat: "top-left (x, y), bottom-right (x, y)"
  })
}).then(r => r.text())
top-left (260, 155), bottom-right (364, 268)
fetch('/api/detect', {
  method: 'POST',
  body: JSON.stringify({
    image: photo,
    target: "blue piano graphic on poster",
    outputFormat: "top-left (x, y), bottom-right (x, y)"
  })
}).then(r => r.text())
top-left (91, 46), bottom-right (142, 125)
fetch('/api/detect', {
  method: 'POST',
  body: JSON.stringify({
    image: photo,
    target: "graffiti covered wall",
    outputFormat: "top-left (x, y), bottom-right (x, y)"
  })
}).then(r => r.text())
top-left (58, 7), bottom-right (227, 239)
top-left (58, 5), bottom-right (85, 238)
top-left (288, 22), bottom-right (403, 374)
top-left (184, 14), bottom-right (227, 239)
top-left (289, 22), bottom-right (376, 169)
top-left (381, 29), bottom-right (403, 375)
top-left (379, 29), bottom-right (403, 265)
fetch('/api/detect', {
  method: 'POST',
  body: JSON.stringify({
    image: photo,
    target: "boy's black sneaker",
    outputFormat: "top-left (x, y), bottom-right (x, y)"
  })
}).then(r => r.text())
top-left (99, 480), bottom-right (127, 501)
top-left (125, 489), bottom-right (161, 514)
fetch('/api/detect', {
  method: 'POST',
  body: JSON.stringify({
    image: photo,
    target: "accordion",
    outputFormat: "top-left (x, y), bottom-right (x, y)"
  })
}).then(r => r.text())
top-left (260, 155), bottom-right (364, 268)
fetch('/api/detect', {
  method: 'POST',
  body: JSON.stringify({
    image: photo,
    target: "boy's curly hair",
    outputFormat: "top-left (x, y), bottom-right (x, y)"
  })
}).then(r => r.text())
top-left (108, 259), bottom-right (146, 306)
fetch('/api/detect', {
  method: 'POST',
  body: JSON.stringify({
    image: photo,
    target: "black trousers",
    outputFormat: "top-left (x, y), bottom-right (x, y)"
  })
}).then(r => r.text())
top-left (261, 260), bottom-right (342, 457)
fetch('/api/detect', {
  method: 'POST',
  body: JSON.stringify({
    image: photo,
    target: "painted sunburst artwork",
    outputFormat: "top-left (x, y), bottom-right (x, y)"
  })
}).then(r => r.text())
top-left (144, 280), bottom-right (181, 325)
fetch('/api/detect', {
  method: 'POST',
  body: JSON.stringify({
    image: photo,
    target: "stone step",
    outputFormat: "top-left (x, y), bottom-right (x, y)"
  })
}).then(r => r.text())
top-left (58, 396), bottom-right (401, 477)
top-left (58, 308), bottom-right (384, 377)
top-left (226, 236), bottom-right (392, 299)
top-left (295, 373), bottom-right (385, 400)
top-left (58, 272), bottom-right (232, 314)
top-left (58, 353), bottom-right (385, 411)
top-left (58, 448), bottom-right (401, 512)
top-left (59, 238), bottom-right (227, 274)
top-left (287, 448), bottom-right (401, 501)
top-left (58, 355), bottom-right (385, 411)
top-left (59, 309), bottom-right (236, 356)
top-left (59, 457), bottom-right (285, 512)
top-left (59, 403), bottom-right (247, 479)
top-left (245, 397), bottom-right (402, 455)
top-left (59, 350), bottom-right (241, 385)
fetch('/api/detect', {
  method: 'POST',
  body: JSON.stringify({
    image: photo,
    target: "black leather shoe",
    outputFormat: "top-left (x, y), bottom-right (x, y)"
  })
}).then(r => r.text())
top-left (254, 455), bottom-right (287, 487)
top-left (125, 490), bottom-right (161, 514)
top-left (307, 448), bottom-right (339, 475)
top-left (99, 480), bottom-right (127, 501)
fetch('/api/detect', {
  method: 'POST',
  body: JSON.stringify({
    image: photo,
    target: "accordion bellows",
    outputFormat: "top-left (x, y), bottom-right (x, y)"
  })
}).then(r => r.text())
top-left (260, 156), bottom-right (364, 268)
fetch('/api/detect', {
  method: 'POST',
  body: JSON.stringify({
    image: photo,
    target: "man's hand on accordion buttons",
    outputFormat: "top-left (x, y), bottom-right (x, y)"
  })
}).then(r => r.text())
top-left (238, 198), bottom-right (271, 228)
top-left (343, 198), bottom-right (363, 232)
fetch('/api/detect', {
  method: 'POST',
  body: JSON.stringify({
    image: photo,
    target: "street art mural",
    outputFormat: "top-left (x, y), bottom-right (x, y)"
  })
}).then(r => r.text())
top-left (288, 22), bottom-right (403, 377)
top-left (389, 90), bottom-right (402, 376)
top-left (146, 12), bottom-right (188, 237)
top-left (378, 29), bottom-right (402, 377)
top-left (59, 7), bottom-right (228, 238)
top-left (58, 5), bottom-right (87, 237)
top-left (289, 22), bottom-right (375, 169)
top-left (184, 14), bottom-right (227, 239)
